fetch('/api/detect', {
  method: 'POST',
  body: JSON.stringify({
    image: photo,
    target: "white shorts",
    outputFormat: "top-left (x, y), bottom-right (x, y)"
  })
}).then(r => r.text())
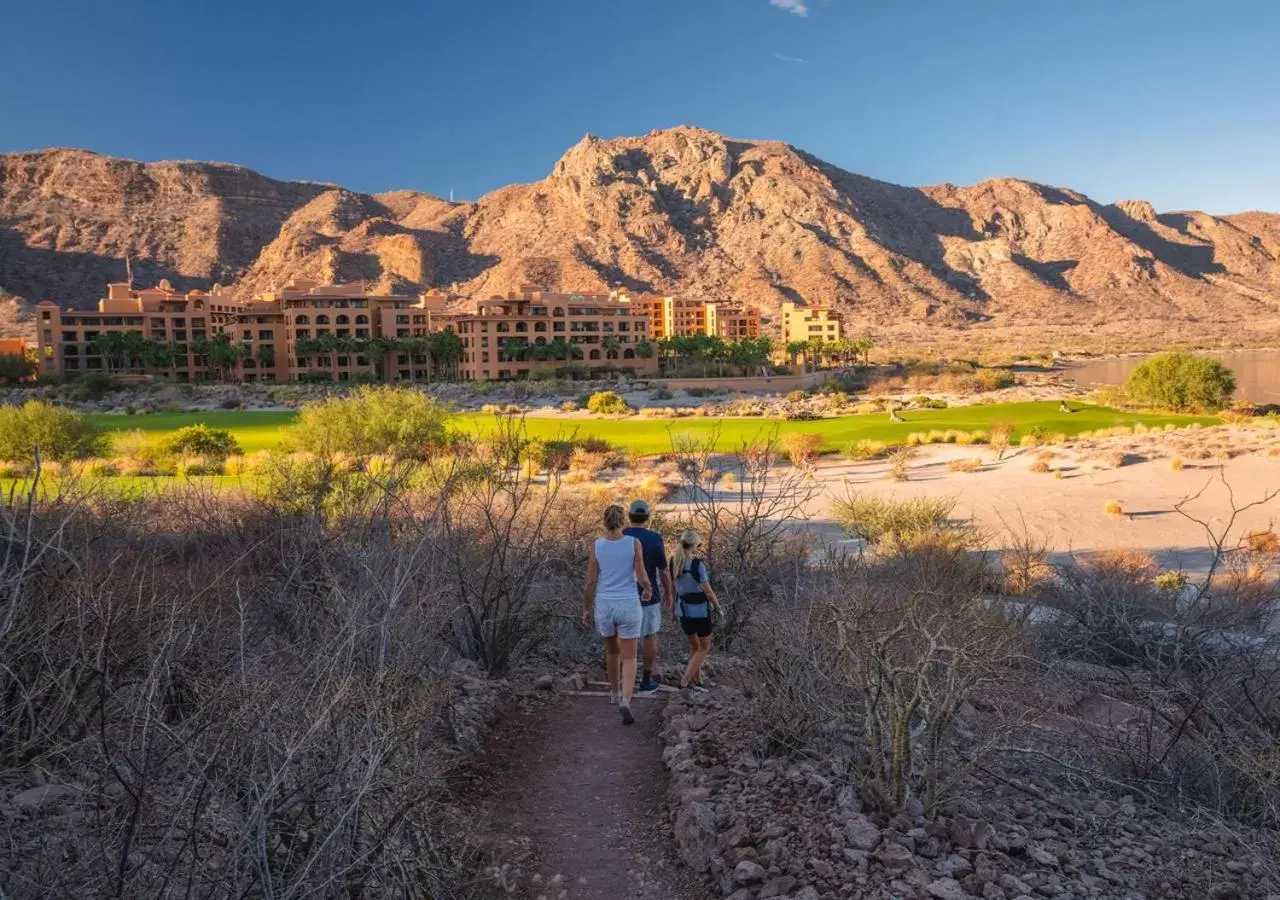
top-left (640, 603), bottom-right (662, 637)
top-left (595, 595), bottom-right (642, 639)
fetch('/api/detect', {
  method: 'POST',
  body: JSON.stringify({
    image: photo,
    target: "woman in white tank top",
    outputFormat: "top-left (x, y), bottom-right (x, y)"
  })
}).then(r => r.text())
top-left (582, 504), bottom-right (653, 724)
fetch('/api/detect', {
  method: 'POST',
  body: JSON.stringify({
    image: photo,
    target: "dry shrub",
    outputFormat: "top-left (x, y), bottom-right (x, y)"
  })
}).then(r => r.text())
top-left (948, 457), bottom-right (983, 473)
top-left (846, 439), bottom-right (887, 461)
top-left (781, 431), bottom-right (823, 467)
top-left (669, 430), bottom-right (817, 647)
top-left (758, 538), bottom-right (1022, 814)
top-left (1243, 529), bottom-right (1280, 554)
top-left (1090, 549), bottom-right (1158, 581)
top-left (0, 463), bottom-right (545, 897)
top-left (989, 422), bottom-right (1014, 460)
top-left (1105, 500), bottom-right (1125, 516)
top-left (887, 447), bottom-right (914, 482)
top-left (831, 490), bottom-right (958, 547)
top-left (1171, 456), bottom-right (1185, 471)
top-left (1029, 460), bottom-right (1050, 474)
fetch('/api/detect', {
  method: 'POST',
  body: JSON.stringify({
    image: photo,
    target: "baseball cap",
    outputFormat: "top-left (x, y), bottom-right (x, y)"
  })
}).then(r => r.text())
top-left (628, 499), bottom-right (650, 517)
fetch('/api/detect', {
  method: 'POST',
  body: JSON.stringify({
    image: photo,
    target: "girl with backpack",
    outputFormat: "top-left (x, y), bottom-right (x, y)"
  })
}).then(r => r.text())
top-left (669, 529), bottom-right (721, 692)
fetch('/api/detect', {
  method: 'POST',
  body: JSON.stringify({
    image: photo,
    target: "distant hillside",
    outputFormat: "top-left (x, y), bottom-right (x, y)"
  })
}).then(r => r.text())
top-left (3, 129), bottom-right (1279, 348)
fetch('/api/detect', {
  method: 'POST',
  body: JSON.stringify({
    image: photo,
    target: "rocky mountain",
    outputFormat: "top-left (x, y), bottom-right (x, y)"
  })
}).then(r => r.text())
top-left (3, 129), bottom-right (1279, 346)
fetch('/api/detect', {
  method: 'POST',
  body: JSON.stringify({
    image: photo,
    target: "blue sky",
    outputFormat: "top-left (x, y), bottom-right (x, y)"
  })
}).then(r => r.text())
top-left (2, 0), bottom-right (1278, 213)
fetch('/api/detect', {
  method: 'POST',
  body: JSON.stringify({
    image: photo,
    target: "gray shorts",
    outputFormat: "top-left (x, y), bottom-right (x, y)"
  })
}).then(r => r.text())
top-left (640, 603), bottom-right (662, 637)
top-left (595, 595), bottom-right (642, 639)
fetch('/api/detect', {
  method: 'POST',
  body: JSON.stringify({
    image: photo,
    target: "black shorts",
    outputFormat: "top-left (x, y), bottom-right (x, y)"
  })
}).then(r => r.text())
top-left (680, 616), bottom-right (713, 637)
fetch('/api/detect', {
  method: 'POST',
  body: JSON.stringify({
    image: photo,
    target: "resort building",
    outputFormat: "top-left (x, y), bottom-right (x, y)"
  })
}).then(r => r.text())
top-left (780, 301), bottom-right (842, 347)
top-left (0, 338), bottom-right (27, 358)
top-left (34, 280), bottom-right (453, 382)
top-left (452, 286), bottom-right (658, 381)
top-left (617, 292), bottom-right (760, 341)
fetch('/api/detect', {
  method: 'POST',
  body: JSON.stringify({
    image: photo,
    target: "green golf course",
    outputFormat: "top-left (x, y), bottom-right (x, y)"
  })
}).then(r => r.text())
top-left (84, 402), bottom-right (1218, 457)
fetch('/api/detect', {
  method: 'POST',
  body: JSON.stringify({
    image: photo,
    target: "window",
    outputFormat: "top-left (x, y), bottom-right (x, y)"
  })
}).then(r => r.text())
top-left (355, 315), bottom-right (369, 324)
top-left (295, 315), bottom-right (310, 325)
top-left (259, 330), bottom-right (274, 340)
top-left (413, 315), bottom-right (426, 324)
top-left (296, 329), bottom-right (311, 339)
top-left (62, 332), bottom-right (77, 342)
top-left (396, 315), bottom-right (410, 325)
top-left (42, 310), bottom-right (51, 321)
top-left (315, 315), bottom-right (330, 325)
top-left (336, 315), bottom-right (349, 325)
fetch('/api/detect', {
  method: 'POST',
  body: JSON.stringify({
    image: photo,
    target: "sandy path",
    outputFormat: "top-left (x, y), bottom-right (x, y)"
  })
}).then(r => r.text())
top-left (482, 691), bottom-right (709, 900)
top-left (802, 446), bottom-right (1280, 572)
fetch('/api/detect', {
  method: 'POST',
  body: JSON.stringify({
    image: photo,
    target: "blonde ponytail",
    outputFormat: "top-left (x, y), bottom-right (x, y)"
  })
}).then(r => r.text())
top-left (671, 529), bottom-right (701, 576)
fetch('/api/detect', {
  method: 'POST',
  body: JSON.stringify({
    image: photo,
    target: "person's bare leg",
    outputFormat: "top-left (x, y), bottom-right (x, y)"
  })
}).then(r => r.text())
top-left (642, 634), bottom-right (658, 684)
top-left (618, 637), bottom-right (639, 724)
top-left (682, 634), bottom-right (699, 687)
top-left (604, 636), bottom-right (621, 698)
top-left (699, 635), bottom-right (712, 683)
top-left (618, 638), bottom-right (638, 704)
top-left (690, 636), bottom-right (710, 684)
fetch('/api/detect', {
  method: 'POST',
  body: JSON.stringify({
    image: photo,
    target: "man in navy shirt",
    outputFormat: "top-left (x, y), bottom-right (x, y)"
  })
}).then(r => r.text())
top-left (623, 499), bottom-right (674, 694)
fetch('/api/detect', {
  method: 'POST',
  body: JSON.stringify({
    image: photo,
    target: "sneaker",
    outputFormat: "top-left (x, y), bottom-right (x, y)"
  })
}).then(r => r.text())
top-left (609, 692), bottom-right (619, 705)
top-left (689, 683), bottom-right (710, 694)
top-left (636, 680), bottom-right (661, 695)
top-left (620, 703), bottom-right (634, 726)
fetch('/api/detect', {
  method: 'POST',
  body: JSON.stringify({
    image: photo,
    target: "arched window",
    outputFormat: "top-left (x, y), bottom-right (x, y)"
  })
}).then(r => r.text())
top-left (295, 314), bottom-right (310, 325)
top-left (355, 314), bottom-right (369, 324)
top-left (552, 307), bottom-right (565, 317)
top-left (336, 314), bottom-right (349, 325)
top-left (623, 348), bottom-right (635, 359)
top-left (589, 349), bottom-right (601, 361)
top-left (535, 336), bottom-right (547, 345)
top-left (534, 321), bottom-right (547, 332)
top-left (315, 314), bottom-right (330, 324)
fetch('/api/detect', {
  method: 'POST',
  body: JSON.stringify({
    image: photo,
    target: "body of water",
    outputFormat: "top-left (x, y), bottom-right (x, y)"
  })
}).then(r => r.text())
top-left (1063, 349), bottom-right (1280, 404)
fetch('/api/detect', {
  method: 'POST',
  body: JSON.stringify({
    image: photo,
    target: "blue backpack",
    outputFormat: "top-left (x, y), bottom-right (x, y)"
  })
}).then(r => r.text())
top-left (673, 558), bottom-right (710, 619)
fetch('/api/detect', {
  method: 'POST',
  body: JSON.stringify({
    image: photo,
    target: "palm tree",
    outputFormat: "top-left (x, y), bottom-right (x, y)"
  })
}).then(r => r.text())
top-left (602, 335), bottom-right (621, 361)
top-left (634, 338), bottom-right (655, 360)
top-left (428, 330), bottom-right (463, 380)
top-left (786, 340), bottom-right (808, 371)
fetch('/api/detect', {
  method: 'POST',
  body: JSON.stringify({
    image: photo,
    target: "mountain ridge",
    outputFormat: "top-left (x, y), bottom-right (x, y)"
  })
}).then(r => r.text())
top-left (3, 128), bottom-right (1279, 347)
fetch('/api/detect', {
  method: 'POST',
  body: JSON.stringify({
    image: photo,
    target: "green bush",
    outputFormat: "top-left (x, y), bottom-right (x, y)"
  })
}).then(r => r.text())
top-left (0, 401), bottom-right (107, 463)
top-left (157, 424), bottom-right (241, 459)
top-left (1125, 352), bottom-right (1236, 411)
top-left (70, 372), bottom-right (117, 401)
top-left (292, 385), bottom-right (451, 459)
top-left (586, 390), bottom-right (632, 416)
top-left (831, 492), bottom-right (956, 545)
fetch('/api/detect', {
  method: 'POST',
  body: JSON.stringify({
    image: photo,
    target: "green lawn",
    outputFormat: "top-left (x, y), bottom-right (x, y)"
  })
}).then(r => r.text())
top-left (81, 402), bottom-right (1217, 458)
top-left (455, 402), bottom-right (1217, 455)
top-left (87, 411), bottom-right (298, 453)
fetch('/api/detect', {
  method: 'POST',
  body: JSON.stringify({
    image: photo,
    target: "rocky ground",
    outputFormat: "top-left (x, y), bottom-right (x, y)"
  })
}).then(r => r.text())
top-left (662, 686), bottom-right (1280, 900)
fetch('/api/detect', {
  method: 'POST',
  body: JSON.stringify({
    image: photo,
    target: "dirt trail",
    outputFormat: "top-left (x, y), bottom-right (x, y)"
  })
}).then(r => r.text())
top-left (483, 689), bottom-right (709, 900)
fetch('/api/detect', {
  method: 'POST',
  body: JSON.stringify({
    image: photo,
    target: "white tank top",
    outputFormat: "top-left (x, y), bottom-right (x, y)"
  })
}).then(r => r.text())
top-left (594, 536), bottom-right (639, 602)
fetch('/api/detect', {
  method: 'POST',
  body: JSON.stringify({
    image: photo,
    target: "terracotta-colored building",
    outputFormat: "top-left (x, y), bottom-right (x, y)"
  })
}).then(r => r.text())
top-left (617, 293), bottom-right (760, 342)
top-left (452, 287), bottom-right (658, 381)
top-left (34, 280), bottom-right (452, 382)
